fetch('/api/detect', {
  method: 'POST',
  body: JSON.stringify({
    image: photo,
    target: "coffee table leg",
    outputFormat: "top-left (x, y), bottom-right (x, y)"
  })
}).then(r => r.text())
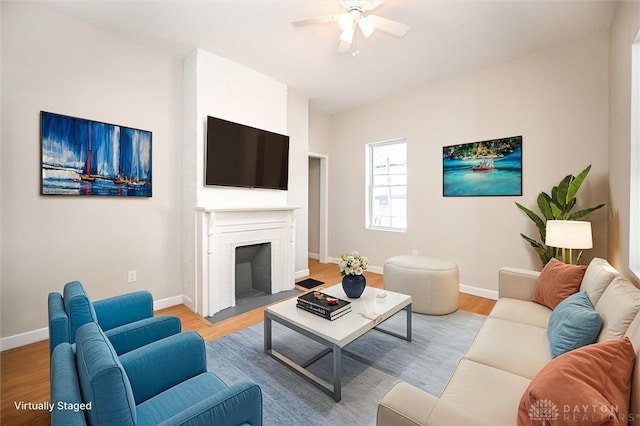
top-left (264, 310), bottom-right (343, 402)
top-left (264, 313), bottom-right (272, 352)
top-left (333, 344), bottom-right (342, 402)
top-left (406, 303), bottom-right (412, 342)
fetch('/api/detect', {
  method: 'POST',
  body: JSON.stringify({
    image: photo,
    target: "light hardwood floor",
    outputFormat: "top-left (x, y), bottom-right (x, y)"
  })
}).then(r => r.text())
top-left (0, 259), bottom-right (495, 425)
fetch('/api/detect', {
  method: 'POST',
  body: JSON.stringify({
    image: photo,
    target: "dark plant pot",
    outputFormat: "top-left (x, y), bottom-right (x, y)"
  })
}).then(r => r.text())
top-left (342, 274), bottom-right (366, 298)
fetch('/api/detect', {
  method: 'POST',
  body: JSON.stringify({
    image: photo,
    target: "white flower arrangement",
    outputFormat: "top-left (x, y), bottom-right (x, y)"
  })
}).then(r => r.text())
top-left (338, 251), bottom-right (369, 276)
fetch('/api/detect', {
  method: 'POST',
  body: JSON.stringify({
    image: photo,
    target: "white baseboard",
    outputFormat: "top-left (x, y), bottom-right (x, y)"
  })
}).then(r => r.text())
top-left (182, 294), bottom-right (195, 312)
top-left (0, 327), bottom-right (49, 352)
top-left (308, 252), bottom-right (319, 260)
top-left (459, 283), bottom-right (499, 300)
top-left (295, 269), bottom-right (310, 279)
top-left (153, 295), bottom-right (184, 311)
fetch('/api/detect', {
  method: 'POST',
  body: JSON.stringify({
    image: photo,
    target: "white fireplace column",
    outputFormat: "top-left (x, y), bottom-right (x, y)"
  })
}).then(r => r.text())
top-left (195, 206), bottom-right (299, 317)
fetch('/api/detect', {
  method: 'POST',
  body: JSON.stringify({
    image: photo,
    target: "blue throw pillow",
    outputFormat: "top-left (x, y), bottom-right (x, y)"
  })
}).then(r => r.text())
top-left (548, 291), bottom-right (602, 358)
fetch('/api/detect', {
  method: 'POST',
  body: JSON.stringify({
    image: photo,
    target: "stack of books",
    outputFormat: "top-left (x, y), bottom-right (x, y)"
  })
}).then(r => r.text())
top-left (296, 291), bottom-right (352, 320)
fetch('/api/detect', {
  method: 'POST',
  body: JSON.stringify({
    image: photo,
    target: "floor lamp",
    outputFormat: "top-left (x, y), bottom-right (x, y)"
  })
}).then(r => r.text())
top-left (545, 220), bottom-right (593, 265)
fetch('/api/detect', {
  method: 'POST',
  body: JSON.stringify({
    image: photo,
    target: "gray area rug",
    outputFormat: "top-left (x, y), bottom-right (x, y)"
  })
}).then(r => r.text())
top-left (205, 310), bottom-right (485, 426)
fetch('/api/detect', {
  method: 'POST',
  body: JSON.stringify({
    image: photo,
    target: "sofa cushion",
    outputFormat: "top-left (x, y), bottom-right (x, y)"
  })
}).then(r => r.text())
top-left (548, 291), bottom-right (602, 358)
top-left (430, 359), bottom-right (531, 426)
top-left (533, 258), bottom-right (586, 310)
top-left (518, 338), bottom-right (635, 426)
top-left (464, 317), bottom-right (551, 379)
top-left (595, 276), bottom-right (640, 342)
top-left (580, 257), bottom-right (620, 307)
top-left (489, 298), bottom-right (552, 329)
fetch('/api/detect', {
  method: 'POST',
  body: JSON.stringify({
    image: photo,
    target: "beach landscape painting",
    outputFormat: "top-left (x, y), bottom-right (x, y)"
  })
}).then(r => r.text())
top-left (443, 136), bottom-right (522, 197)
top-left (41, 111), bottom-right (152, 197)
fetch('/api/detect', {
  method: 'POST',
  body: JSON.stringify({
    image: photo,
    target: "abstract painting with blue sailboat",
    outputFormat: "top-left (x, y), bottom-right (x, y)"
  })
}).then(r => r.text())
top-left (41, 111), bottom-right (152, 197)
top-left (443, 136), bottom-right (522, 197)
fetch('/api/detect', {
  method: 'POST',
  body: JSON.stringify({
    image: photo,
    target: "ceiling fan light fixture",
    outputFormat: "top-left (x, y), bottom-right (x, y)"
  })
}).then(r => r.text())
top-left (338, 13), bottom-right (354, 31)
top-left (340, 27), bottom-right (355, 43)
top-left (358, 16), bottom-right (376, 38)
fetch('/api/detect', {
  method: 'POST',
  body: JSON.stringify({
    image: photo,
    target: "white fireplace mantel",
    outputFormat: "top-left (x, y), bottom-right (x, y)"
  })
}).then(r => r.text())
top-left (194, 206), bottom-right (300, 317)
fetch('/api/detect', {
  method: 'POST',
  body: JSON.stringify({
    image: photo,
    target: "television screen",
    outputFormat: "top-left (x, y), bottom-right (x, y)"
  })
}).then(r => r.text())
top-left (205, 116), bottom-right (289, 190)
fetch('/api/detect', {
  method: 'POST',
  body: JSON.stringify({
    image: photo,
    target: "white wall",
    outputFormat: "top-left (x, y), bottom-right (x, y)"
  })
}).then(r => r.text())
top-left (287, 91), bottom-right (310, 277)
top-left (608, 1), bottom-right (640, 285)
top-left (1, 2), bottom-right (183, 344)
top-left (328, 33), bottom-right (610, 296)
top-left (309, 108), bottom-right (332, 155)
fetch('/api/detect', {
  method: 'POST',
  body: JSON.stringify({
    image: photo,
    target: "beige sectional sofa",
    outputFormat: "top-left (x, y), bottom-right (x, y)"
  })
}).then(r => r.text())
top-left (377, 258), bottom-right (640, 425)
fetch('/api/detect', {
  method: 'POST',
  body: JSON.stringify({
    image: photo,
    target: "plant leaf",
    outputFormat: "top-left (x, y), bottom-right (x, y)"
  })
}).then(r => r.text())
top-left (568, 204), bottom-right (606, 220)
top-left (516, 202), bottom-right (546, 230)
top-left (550, 202), bottom-right (563, 219)
top-left (556, 174), bottom-right (572, 210)
top-left (567, 165), bottom-right (592, 202)
top-left (520, 234), bottom-right (554, 266)
top-left (537, 193), bottom-right (554, 220)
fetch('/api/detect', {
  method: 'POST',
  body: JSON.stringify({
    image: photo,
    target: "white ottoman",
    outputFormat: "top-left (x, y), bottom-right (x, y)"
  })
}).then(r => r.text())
top-left (383, 256), bottom-right (459, 315)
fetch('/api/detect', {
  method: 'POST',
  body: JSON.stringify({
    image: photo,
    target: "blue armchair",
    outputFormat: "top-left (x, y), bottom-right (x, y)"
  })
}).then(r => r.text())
top-left (48, 281), bottom-right (181, 355)
top-left (50, 322), bottom-right (263, 426)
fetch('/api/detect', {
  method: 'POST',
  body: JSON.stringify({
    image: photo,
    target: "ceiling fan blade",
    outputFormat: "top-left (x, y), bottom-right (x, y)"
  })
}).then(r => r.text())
top-left (367, 1), bottom-right (385, 11)
top-left (291, 15), bottom-right (340, 28)
top-left (367, 14), bottom-right (410, 37)
top-left (338, 39), bottom-right (351, 53)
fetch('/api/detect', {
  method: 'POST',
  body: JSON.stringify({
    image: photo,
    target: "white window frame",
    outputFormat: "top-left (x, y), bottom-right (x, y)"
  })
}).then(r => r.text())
top-left (366, 139), bottom-right (407, 232)
top-left (630, 30), bottom-right (640, 279)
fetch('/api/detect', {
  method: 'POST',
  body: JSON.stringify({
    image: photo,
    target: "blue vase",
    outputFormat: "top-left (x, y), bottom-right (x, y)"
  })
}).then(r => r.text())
top-left (342, 274), bottom-right (366, 298)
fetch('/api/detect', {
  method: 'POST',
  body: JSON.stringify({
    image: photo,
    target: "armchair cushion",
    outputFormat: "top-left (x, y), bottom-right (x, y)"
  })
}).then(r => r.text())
top-left (120, 331), bottom-right (208, 404)
top-left (93, 291), bottom-right (153, 331)
top-left (137, 375), bottom-right (262, 426)
top-left (105, 315), bottom-right (182, 355)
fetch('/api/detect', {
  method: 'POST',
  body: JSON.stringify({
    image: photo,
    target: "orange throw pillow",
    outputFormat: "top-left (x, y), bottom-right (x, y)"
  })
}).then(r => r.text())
top-left (533, 258), bottom-right (587, 309)
top-left (518, 338), bottom-right (636, 426)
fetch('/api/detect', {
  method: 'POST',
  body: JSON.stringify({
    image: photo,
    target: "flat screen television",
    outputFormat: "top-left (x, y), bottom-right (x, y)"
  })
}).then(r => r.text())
top-left (205, 116), bottom-right (289, 190)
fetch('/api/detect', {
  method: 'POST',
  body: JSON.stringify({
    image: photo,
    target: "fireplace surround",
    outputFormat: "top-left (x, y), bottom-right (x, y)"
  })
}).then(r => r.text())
top-left (195, 206), bottom-right (298, 317)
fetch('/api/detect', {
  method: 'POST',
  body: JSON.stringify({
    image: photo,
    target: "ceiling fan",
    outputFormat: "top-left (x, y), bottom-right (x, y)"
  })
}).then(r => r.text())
top-left (292, 1), bottom-right (410, 54)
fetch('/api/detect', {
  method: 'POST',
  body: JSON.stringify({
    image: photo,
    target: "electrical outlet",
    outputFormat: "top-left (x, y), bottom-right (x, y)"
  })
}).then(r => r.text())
top-left (127, 270), bottom-right (137, 283)
top-left (412, 249), bottom-right (420, 256)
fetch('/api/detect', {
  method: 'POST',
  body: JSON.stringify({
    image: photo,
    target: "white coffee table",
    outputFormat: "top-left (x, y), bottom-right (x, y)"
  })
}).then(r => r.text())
top-left (264, 284), bottom-right (412, 402)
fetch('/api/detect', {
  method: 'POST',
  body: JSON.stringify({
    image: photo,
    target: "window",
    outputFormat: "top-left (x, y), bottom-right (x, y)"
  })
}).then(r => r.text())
top-left (366, 139), bottom-right (407, 231)
top-left (630, 30), bottom-right (640, 279)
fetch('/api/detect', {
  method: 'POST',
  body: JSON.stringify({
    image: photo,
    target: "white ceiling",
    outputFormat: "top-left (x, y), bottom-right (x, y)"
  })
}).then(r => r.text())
top-left (35, 0), bottom-right (618, 114)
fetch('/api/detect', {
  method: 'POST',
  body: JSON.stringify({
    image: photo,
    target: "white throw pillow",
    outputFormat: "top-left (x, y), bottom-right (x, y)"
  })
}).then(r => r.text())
top-left (579, 258), bottom-right (620, 307)
top-left (595, 276), bottom-right (640, 342)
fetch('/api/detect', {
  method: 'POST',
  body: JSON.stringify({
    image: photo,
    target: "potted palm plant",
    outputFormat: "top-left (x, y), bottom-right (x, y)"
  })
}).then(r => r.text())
top-left (515, 165), bottom-right (605, 266)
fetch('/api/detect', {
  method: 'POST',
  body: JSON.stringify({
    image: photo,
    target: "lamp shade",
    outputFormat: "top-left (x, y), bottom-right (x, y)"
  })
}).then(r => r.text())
top-left (545, 220), bottom-right (593, 249)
